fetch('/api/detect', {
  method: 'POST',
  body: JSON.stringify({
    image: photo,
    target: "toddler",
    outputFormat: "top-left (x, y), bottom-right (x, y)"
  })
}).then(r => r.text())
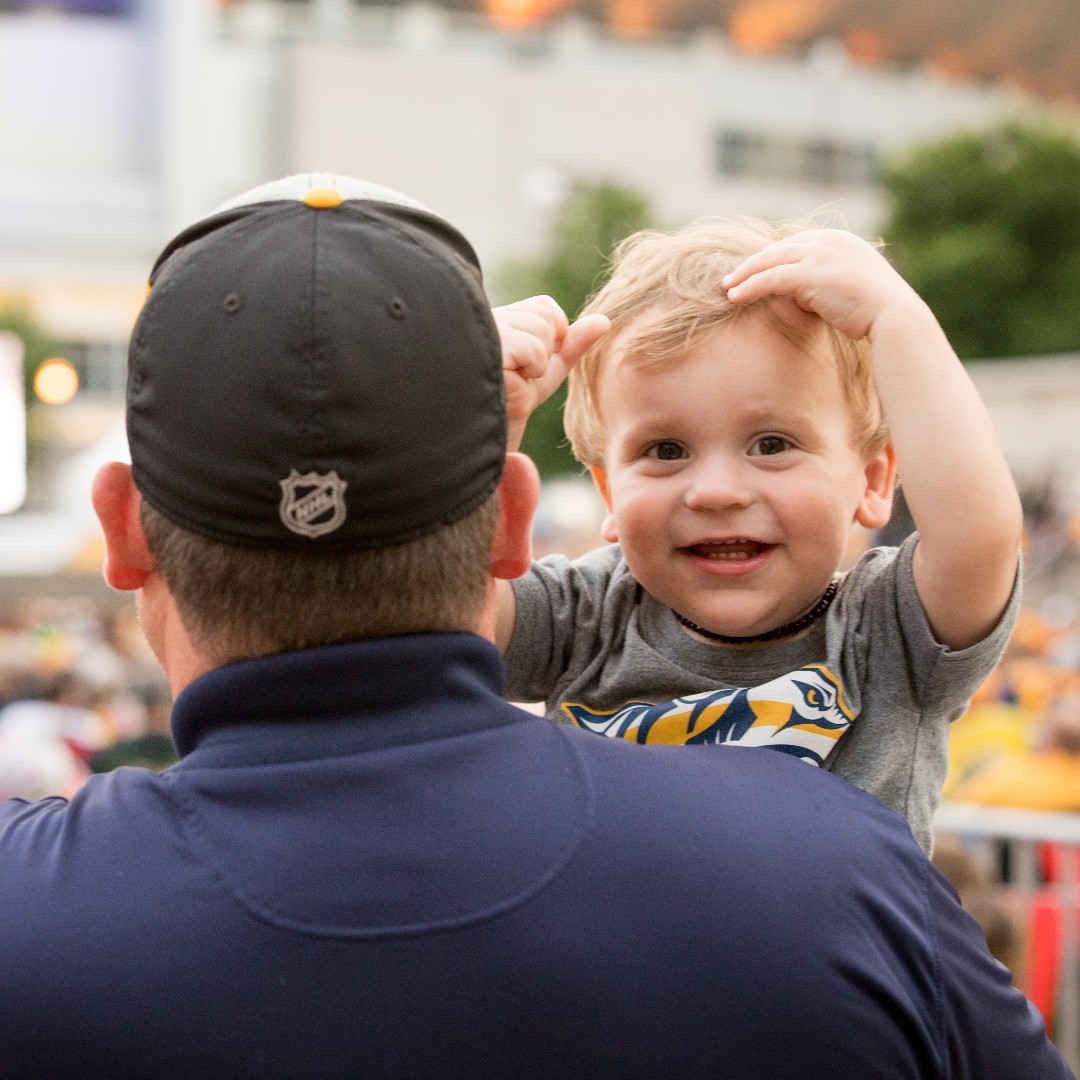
top-left (495, 220), bottom-right (1023, 853)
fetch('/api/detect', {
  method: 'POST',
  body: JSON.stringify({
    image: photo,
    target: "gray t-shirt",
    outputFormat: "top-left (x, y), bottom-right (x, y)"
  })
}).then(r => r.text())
top-left (506, 534), bottom-right (1020, 853)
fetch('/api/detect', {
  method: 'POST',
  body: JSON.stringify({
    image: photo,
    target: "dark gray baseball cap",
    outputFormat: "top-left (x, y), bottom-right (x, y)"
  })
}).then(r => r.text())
top-left (127, 175), bottom-right (506, 551)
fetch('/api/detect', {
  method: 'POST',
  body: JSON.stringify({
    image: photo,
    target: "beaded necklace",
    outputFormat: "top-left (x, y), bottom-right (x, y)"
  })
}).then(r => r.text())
top-left (673, 579), bottom-right (839, 645)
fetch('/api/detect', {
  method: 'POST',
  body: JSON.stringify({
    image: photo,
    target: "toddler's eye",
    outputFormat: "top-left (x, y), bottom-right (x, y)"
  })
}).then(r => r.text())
top-left (751, 435), bottom-right (790, 456)
top-left (646, 441), bottom-right (687, 461)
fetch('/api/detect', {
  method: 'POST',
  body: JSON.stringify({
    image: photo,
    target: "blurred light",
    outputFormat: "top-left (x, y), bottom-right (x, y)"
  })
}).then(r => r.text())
top-left (34, 358), bottom-right (79, 405)
top-left (731, 0), bottom-right (831, 54)
top-left (0, 333), bottom-right (27, 514)
top-left (608, 0), bottom-right (655, 37)
top-left (485, 0), bottom-right (572, 28)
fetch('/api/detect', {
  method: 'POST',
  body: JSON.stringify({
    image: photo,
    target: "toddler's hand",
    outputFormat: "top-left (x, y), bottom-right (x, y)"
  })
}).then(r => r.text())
top-left (494, 296), bottom-right (609, 450)
top-left (721, 229), bottom-right (925, 342)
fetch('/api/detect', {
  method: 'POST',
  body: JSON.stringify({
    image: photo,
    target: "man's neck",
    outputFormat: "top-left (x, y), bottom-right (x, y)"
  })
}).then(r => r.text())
top-left (141, 576), bottom-right (501, 701)
top-left (137, 576), bottom-right (214, 699)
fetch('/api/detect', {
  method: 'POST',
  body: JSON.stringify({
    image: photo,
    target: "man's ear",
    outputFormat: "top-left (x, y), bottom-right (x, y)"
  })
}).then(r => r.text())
top-left (490, 452), bottom-right (540, 580)
top-left (589, 465), bottom-right (619, 544)
top-left (91, 462), bottom-right (156, 591)
top-left (854, 443), bottom-right (897, 530)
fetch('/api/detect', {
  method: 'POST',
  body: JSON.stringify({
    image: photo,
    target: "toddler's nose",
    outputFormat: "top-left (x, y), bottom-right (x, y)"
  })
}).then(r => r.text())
top-left (683, 460), bottom-right (755, 511)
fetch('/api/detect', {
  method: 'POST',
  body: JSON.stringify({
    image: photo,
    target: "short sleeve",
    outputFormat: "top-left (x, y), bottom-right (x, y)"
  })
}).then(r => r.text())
top-left (504, 546), bottom-right (625, 704)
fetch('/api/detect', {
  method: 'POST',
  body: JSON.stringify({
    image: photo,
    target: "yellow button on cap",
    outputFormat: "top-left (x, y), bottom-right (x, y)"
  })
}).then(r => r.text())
top-left (303, 188), bottom-right (344, 209)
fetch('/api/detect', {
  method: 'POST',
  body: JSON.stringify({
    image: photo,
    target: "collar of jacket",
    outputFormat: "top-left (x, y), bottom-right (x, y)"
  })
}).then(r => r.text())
top-left (169, 632), bottom-right (513, 765)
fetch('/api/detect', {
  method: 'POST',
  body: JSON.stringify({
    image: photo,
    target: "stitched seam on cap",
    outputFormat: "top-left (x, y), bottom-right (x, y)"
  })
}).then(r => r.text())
top-left (305, 209), bottom-right (325, 452)
top-left (368, 207), bottom-right (507, 441)
top-left (362, 205), bottom-right (499, 364)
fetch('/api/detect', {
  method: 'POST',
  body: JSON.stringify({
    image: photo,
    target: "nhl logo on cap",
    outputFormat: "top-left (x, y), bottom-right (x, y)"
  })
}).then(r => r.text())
top-left (279, 469), bottom-right (349, 539)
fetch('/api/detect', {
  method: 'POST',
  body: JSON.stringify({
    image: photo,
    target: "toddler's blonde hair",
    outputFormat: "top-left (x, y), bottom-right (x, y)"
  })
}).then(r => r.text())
top-left (564, 218), bottom-right (889, 467)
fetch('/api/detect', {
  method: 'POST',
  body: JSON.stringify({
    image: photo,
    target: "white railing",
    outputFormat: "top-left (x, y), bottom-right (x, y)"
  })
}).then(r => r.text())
top-left (935, 801), bottom-right (1080, 1071)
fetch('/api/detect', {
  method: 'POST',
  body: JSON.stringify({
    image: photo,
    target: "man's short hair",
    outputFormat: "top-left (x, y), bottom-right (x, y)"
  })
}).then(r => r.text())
top-left (140, 495), bottom-right (499, 667)
top-left (564, 217), bottom-right (889, 467)
top-left (124, 174), bottom-right (509, 659)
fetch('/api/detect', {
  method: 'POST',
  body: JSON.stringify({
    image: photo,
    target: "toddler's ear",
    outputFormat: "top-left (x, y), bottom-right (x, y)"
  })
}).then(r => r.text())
top-left (854, 444), bottom-right (897, 530)
top-left (589, 466), bottom-right (620, 544)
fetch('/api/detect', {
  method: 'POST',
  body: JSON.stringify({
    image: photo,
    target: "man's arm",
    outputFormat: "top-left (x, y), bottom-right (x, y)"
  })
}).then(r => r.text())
top-left (492, 297), bottom-right (609, 651)
top-left (927, 867), bottom-right (1074, 1078)
top-left (723, 231), bottom-right (1022, 650)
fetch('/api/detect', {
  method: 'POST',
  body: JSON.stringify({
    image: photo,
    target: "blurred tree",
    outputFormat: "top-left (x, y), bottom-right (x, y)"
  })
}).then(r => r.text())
top-left (494, 180), bottom-right (653, 477)
top-left (881, 118), bottom-right (1080, 360)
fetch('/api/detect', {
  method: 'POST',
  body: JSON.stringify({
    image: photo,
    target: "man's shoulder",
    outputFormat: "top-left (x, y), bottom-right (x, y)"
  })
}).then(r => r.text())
top-left (0, 766), bottom-right (172, 868)
top-left (562, 724), bottom-right (924, 867)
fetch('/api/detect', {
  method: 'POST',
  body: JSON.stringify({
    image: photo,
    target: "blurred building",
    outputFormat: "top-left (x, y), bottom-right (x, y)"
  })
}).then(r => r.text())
top-left (0, 0), bottom-right (1071, 563)
top-left (1, 0), bottom-right (1053, 345)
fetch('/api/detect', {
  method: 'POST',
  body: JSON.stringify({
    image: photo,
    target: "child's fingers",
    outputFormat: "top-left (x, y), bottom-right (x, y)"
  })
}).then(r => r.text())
top-left (722, 238), bottom-right (813, 294)
top-left (561, 313), bottom-right (611, 371)
top-left (723, 263), bottom-right (808, 306)
top-left (493, 297), bottom-right (574, 376)
top-left (513, 294), bottom-right (569, 325)
top-left (493, 296), bottom-right (569, 344)
top-left (500, 326), bottom-right (554, 381)
top-left (724, 234), bottom-right (856, 310)
top-left (494, 308), bottom-right (560, 349)
top-left (494, 300), bottom-right (568, 379)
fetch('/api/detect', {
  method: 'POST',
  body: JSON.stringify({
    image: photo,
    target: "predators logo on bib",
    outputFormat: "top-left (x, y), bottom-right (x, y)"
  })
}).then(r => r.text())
top-left (562, 665), bottom-right (853, 766)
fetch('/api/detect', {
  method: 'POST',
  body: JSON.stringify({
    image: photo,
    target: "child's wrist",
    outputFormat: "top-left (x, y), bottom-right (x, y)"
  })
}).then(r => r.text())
top-left (866, 294), bottom-right (939, 347)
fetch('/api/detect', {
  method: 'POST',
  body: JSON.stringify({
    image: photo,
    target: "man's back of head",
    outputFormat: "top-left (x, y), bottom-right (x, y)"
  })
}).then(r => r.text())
top-left (126, 175), bottom-right (509, 665)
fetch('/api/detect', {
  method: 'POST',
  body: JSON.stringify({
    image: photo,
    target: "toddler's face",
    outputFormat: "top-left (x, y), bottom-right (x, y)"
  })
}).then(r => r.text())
top-left (590, 310), bottom-right (893, 640)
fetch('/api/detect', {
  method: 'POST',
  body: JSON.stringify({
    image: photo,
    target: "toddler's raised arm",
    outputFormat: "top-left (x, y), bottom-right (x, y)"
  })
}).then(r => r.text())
top-left (723, 230), bottom-right (1022, 651)
top-left (492, 296), bottom-right (609, 651)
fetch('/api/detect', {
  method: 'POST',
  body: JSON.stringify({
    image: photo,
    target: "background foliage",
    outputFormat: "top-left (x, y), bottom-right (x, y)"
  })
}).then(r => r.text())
top-left (494, 181), bottom-right (653, 477)
top-left (881, 118), bottom-right (1080, 360)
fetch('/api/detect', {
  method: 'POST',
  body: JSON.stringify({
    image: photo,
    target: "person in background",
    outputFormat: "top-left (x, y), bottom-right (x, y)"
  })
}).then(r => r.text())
top-left (952, 683), bottom-right (1080, 811)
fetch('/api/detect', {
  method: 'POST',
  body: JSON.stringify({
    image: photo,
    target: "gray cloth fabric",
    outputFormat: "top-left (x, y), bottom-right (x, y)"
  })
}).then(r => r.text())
top-left (506, 533), bottom-right (1020, 853)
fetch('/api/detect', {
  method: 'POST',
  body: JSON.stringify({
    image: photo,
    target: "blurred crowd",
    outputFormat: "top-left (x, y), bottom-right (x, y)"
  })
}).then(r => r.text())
top-left (0, 593), bottom-right (175, 801)
top-left (944, 600), bottom-right (1080, 810)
